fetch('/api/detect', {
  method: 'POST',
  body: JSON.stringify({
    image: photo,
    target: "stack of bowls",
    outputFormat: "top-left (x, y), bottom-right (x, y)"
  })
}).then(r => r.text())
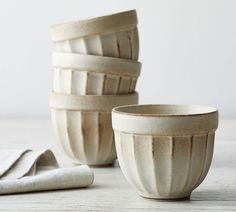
top-left (49, 10), bottom-right (141, 166)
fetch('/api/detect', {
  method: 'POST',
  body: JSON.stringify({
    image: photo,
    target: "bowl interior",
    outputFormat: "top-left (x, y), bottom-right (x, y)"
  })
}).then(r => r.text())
top-left (113, 104), bottom-right (217, 117)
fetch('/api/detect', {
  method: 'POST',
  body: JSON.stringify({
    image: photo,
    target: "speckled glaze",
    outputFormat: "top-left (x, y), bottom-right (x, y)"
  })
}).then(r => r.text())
top-left (52, 52), bottom-right (141, 95)
top-left (50, 10), bottom-right (139, 60)
top-left (112, 104), bottom-right (218, 200)
top-left (50, 92), bottom-right (138, 166)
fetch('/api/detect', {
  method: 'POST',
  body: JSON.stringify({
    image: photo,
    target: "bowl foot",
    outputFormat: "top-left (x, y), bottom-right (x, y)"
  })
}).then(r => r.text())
top-left (138, 191), bottom-right (191, 201)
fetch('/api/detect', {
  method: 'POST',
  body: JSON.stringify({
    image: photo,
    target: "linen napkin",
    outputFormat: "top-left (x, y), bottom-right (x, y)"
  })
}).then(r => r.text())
top-left (0, 149), bottom-right (94, 194)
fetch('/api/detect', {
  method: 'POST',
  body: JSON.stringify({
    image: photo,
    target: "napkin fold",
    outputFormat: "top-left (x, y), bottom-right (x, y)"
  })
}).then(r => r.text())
top-left (0, 149), bottom-right (94, 194)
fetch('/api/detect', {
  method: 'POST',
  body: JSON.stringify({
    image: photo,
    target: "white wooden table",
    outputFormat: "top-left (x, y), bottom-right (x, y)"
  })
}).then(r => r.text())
top-left (0, 119), bottom-right (235, 211)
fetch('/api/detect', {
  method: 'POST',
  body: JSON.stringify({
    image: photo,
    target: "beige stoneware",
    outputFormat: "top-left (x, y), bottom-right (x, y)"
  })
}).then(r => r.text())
top-left (50, 10), bottom-right (139, 60)
top-left (50, 92), bottom-right (138, 166)
top-left (52, 52), bottom-right (141, 95)
top-left (112, 104), bottom-right (218, 200)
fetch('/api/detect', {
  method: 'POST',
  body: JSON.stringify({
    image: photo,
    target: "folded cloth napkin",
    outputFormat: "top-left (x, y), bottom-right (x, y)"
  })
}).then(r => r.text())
top-left (0, 149), bottom-right (94, 194)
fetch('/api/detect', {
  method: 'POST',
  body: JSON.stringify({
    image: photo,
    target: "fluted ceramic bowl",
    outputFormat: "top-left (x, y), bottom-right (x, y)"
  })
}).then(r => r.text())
top-left (50, 10), bottom-right (139, 60)
top-left (49, 92), bottom-right (138, 166)
top-left (112, 104), bottom-right (218, 200)
top-left (52, 52), bottom-right (141, 95)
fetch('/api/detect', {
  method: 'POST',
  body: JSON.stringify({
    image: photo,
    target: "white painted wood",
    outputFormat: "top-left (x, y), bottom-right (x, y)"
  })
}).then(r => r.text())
top-left (0, 119), bottom-right (235, 211)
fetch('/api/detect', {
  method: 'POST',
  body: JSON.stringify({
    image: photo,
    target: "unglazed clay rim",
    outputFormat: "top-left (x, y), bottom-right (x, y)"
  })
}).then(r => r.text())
top-left (50, 10), bottom-right (137, 41)
top-left (49, 92), bottom-right (138, 111)
top-left (52, 52), bottom-right (141, 77)
top-left (112, 104), bottom-right (218, 135)
top-left (112, 104), bottom-right (218, 117)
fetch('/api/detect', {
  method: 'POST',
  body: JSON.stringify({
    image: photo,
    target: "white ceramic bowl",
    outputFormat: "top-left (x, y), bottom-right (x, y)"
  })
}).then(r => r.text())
top-left (50, 10), bottom-right (139, 60)
top-left (50, 92), bottom-right (138, 166)
top-left (52, 52), bottom-right (141, 95)
top-left (112, 104), bottom-right (218, 200)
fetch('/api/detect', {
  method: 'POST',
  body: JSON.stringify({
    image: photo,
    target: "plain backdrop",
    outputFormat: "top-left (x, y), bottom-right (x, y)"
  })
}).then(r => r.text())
top-left (0, 0), bottom-right (235, 118)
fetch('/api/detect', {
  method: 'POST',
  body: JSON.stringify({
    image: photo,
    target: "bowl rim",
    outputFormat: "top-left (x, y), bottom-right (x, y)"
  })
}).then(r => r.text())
top-left (50, 10), bottom-right (137, 41)
top-left (49, 92), bottom-right (139, 111)
top-left (52, 52), bottom-right (141, 77)
top-left (112, 104), bottom-right (218, 135)
top-left (112, 104), bottom-right (218, 117)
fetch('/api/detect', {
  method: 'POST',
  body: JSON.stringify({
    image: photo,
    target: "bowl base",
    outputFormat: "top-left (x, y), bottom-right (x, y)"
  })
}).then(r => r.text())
top-left (138, 191), bottom-right (191, 201)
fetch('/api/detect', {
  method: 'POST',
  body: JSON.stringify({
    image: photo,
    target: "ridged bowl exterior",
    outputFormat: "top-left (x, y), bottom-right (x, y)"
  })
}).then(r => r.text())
top-left (49, 92), bottom-right (138, 166)
top-left (53, 67), bottom-right (137, 95)
top-left (51, 109), bottom-right (116, 166)
top-left (112, 104), bottom-right (218, 199)
top-left (114, 131), bottom-right (215, 199)
top-left (52, 52), bottom-right (141, 95)
top-left (50, 10), bottom-right (139, 59)
top-left (53, 27), bottom-right (139, 60)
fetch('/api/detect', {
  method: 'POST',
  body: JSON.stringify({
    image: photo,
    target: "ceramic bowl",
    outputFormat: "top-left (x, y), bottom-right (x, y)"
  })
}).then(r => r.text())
top-left (50, 10), bottom-right (139, 60)
top-left (49, 92), bottom-right (138, 166)
top-left (52, 52), bottom-right (141, 95)
top-left (112, 104), bottom-right (218, 200)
